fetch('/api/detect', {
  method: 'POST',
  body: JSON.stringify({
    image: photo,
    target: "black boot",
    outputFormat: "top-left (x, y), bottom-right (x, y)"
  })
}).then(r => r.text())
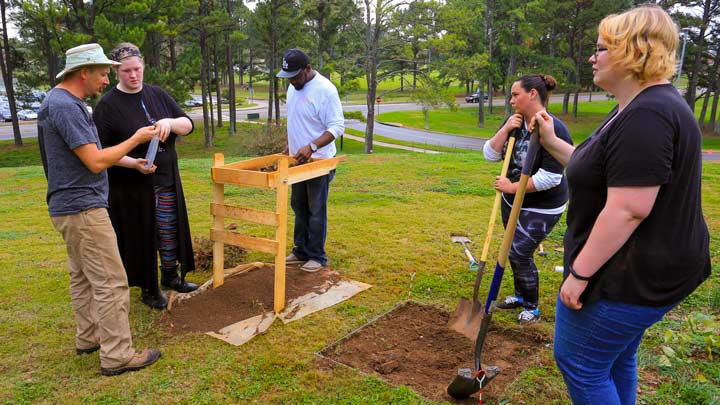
top-left (141, 288), bottom-right (168, 309)
top-left (160, 267), bottom-right (198, 293)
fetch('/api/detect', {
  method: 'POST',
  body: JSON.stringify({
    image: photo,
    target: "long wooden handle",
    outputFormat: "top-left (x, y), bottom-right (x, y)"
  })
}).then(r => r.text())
top-left (497, 128), bottom-right (539, 266)
top-left (483, 127), bottom-right (541, 315)
top-left (479, 136), bottom-right (516, 262)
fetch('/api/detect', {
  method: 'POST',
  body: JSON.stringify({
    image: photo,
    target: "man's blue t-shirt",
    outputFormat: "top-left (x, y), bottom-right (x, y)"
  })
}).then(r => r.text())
top-left (38, 88), bottom-right (108, 216)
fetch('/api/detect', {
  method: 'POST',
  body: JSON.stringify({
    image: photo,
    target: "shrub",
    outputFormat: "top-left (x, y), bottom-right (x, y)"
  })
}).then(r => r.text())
top-left (344, 111), bottom-right (366, 122)
top-left (237, 123), bottom-right (288, 156)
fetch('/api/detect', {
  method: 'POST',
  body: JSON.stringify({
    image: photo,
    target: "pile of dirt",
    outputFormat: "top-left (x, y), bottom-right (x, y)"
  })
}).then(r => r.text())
top-left (192, 236), bottom-right (248, 271)
top-left (319, 302), bottom-right (551, 403)
top-left (162, 264), bottom-right (341, 334)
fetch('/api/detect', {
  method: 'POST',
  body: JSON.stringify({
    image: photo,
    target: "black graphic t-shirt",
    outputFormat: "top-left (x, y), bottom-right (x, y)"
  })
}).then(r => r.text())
top-left (500, 112), bottom-right (573, 209)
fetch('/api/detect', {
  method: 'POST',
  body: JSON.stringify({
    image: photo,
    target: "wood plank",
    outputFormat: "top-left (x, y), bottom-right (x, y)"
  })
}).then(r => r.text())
top-left (223, 154), bottom-right (283, 170)
top-left (274, 157), bottom-right (289, 313)
top-left (211, 229), bottom-right (278, 254)
top-left (213, 167), bottom-right (272, 189)
top-left (212, 153), bottom-right (226, 288)
top-left (211, 204), bottom-right (277, 226)
top-left (286, 156), bottom-right (346, 185)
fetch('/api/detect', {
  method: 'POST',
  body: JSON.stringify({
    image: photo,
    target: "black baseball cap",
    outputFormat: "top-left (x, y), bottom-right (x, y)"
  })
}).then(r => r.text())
top-left (276, 49), bottom-right (310, 78)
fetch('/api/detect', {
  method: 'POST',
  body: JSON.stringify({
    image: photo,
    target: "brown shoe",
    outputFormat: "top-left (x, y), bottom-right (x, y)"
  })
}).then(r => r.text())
top-left (101, 348), bottom-right (161, 376)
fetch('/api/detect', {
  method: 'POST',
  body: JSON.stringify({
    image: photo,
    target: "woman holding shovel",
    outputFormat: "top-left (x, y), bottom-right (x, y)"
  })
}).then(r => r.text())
top-left (483, 74), bottom-right (573, 324)
top-left (533, 5), bottom-right (710, 404)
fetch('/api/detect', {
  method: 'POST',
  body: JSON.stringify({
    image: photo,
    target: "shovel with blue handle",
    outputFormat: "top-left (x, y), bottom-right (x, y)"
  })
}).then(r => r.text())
top-left (447, 129), bottom-right (518, 341)
top-left (447, 125), bottom-right (541, 400)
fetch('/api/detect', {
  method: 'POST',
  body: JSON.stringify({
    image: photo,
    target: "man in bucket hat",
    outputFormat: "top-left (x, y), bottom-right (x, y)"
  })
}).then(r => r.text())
top-left (38, 43), bottom-right (161, 376)
top-left (277, 48), bottom-right (344, 273)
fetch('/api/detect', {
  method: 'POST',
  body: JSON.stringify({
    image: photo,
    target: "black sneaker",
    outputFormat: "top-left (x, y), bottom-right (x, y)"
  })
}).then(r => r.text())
top-left (495, 295), bottom-right (524, 310)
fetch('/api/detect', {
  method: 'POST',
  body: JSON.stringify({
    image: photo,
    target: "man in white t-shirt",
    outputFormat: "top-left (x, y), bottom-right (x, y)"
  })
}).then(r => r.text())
top-left (277, 48), bottom-right (344, 273)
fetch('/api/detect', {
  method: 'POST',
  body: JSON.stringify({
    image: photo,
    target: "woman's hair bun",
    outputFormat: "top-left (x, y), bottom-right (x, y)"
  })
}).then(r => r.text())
top-left (543, 75), bottom-right (557, 92)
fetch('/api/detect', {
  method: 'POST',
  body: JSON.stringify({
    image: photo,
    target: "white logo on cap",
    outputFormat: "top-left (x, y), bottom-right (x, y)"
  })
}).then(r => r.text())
top-left (282, 58), bottom-right (289, 70)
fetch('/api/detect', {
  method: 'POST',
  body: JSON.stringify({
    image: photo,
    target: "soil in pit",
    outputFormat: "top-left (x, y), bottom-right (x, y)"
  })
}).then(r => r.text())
top-left (320, 302), bottom-right (552, 403)
top-left (162, 265), bottom-right (341, 334)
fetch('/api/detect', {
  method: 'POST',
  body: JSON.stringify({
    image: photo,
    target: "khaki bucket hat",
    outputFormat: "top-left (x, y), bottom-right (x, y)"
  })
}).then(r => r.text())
top-left (56, 43), bottom-right (121, 80)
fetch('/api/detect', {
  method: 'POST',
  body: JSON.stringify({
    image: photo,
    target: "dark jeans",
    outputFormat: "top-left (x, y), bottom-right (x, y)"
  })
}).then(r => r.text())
top-left (501, 202), bottom-right (562, 310)
top-left (554, 296), bottom-right (676, 404)
top-left (291, 170), bottom-right (334, 265)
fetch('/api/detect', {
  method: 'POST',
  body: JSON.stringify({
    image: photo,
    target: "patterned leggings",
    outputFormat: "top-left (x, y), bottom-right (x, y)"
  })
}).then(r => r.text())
top-left (155, 186), bottom-right (178, 271)
top-left (501, 202), bottom-right (562, 310)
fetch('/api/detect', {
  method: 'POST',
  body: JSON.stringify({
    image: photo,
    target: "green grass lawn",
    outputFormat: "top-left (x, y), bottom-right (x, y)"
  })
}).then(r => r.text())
top-left (1, 124), bottom-right (718, 403)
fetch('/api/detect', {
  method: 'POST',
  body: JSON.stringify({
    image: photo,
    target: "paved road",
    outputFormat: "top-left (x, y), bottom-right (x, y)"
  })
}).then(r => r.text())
top-left (2, 95), bottom-right (718, 161)
top-left (346, 121), bottom-right (486, 150)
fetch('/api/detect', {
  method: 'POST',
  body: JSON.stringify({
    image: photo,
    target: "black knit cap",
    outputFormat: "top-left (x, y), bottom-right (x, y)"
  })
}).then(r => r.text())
top-left (276, 49), bottom-right (310, 78)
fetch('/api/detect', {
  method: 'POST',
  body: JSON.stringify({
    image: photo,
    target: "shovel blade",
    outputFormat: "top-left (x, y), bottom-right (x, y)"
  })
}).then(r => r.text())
top-left (447, 366), bottom-right (501, 399)
top-left (447, 368), bottom-right (479, 399)
top-left (447, 298), bottom-right (483, 340)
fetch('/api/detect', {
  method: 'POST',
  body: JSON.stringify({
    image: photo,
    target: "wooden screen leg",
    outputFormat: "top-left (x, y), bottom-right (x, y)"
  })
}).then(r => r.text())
top-left (213, 153), bottom-right (225, 288)
top-left (274, 157), bottom-right (289, 313)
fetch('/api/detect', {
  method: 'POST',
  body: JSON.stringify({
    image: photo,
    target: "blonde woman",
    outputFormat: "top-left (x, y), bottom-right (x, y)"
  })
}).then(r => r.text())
top-left (533, 6), bottom-right (710, 403)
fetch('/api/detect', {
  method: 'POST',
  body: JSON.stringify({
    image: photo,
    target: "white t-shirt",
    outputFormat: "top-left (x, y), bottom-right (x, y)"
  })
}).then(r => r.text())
top-left (286, 73), bottom-right (344, 159)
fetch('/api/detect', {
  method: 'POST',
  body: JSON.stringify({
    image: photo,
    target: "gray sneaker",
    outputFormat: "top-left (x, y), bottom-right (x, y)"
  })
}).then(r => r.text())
top-left (286, 253), bottom-right (304, 264)
top-left (300, 260), bottom-right (323, 273)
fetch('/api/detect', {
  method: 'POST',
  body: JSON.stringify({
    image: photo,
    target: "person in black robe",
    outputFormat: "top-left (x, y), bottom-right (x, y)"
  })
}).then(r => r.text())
top-left (93, 42), bottom-right (197, 309)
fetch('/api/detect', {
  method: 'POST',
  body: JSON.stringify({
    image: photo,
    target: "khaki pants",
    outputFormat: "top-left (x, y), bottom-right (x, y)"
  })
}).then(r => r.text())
top-left (51, 208), bottom-right (135, 369)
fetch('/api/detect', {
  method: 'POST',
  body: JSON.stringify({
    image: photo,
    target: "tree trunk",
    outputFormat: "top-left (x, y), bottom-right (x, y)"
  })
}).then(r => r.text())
top-left (249, 53), bottom-right (254, 87)
top-left (477, 89), bottom-right (485, 128)
top-left (266, 53), bottom-right (274, 125)
top-left (685, 0), bottom-right (712, 111)
top-left (225, 0), bottom-right (235, 137)
top-left (572, 90), bottom-right (579, 121)
top-left (226, 42), bottom-right (236, 135)
top-left (700, 44), bottom-right (720, 128)
top-left (699, 90), bottom-right (710, 127)
top-left (213, 41), bottom-right (223, 128)
top-left (562, 89), bottom-right (570, 115)
top-left (488, 77), bottom-right (493, 115)
top-left (274, 76), bottom-right (280, 124)
top-left (169, 35), bottom-right (177, 72)
top-left (505, 53), bottom-right (516, 116)
top-left (572, 25), bottom-right (584, 121)
top-left (709, 89), bottom-right (719, 129)
top-left (0, 0), bottom-right (22, 146)
top-left (486, 0), bottom-right (494, 115)
top-left (199, 1), bottom-right (212, 147)
top-left (363, 0), bottom-right (381, 153)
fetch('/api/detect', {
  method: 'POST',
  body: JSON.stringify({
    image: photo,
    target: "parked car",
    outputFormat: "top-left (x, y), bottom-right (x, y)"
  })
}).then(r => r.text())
top-left (0, 109), bottom-right (13, 122)
top-left (17, 109), bottom-right (38, 121)
top-left (183, 95), bottom-right (203, 107)
top-left (32, 89), bottom-right (46, 101)
top-left (464, 91), bottom-right (489, 103)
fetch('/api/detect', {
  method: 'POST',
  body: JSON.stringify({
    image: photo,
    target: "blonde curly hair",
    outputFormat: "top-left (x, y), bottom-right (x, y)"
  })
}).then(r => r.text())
top-left (598, 5), bottom-right (678, 84)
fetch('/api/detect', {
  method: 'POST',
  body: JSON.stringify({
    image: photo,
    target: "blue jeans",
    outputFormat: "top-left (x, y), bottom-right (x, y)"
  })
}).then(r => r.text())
top-left (554, 296), bottom-right (677, 404)
top-left (291, 170), bottom-right (334, 265)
